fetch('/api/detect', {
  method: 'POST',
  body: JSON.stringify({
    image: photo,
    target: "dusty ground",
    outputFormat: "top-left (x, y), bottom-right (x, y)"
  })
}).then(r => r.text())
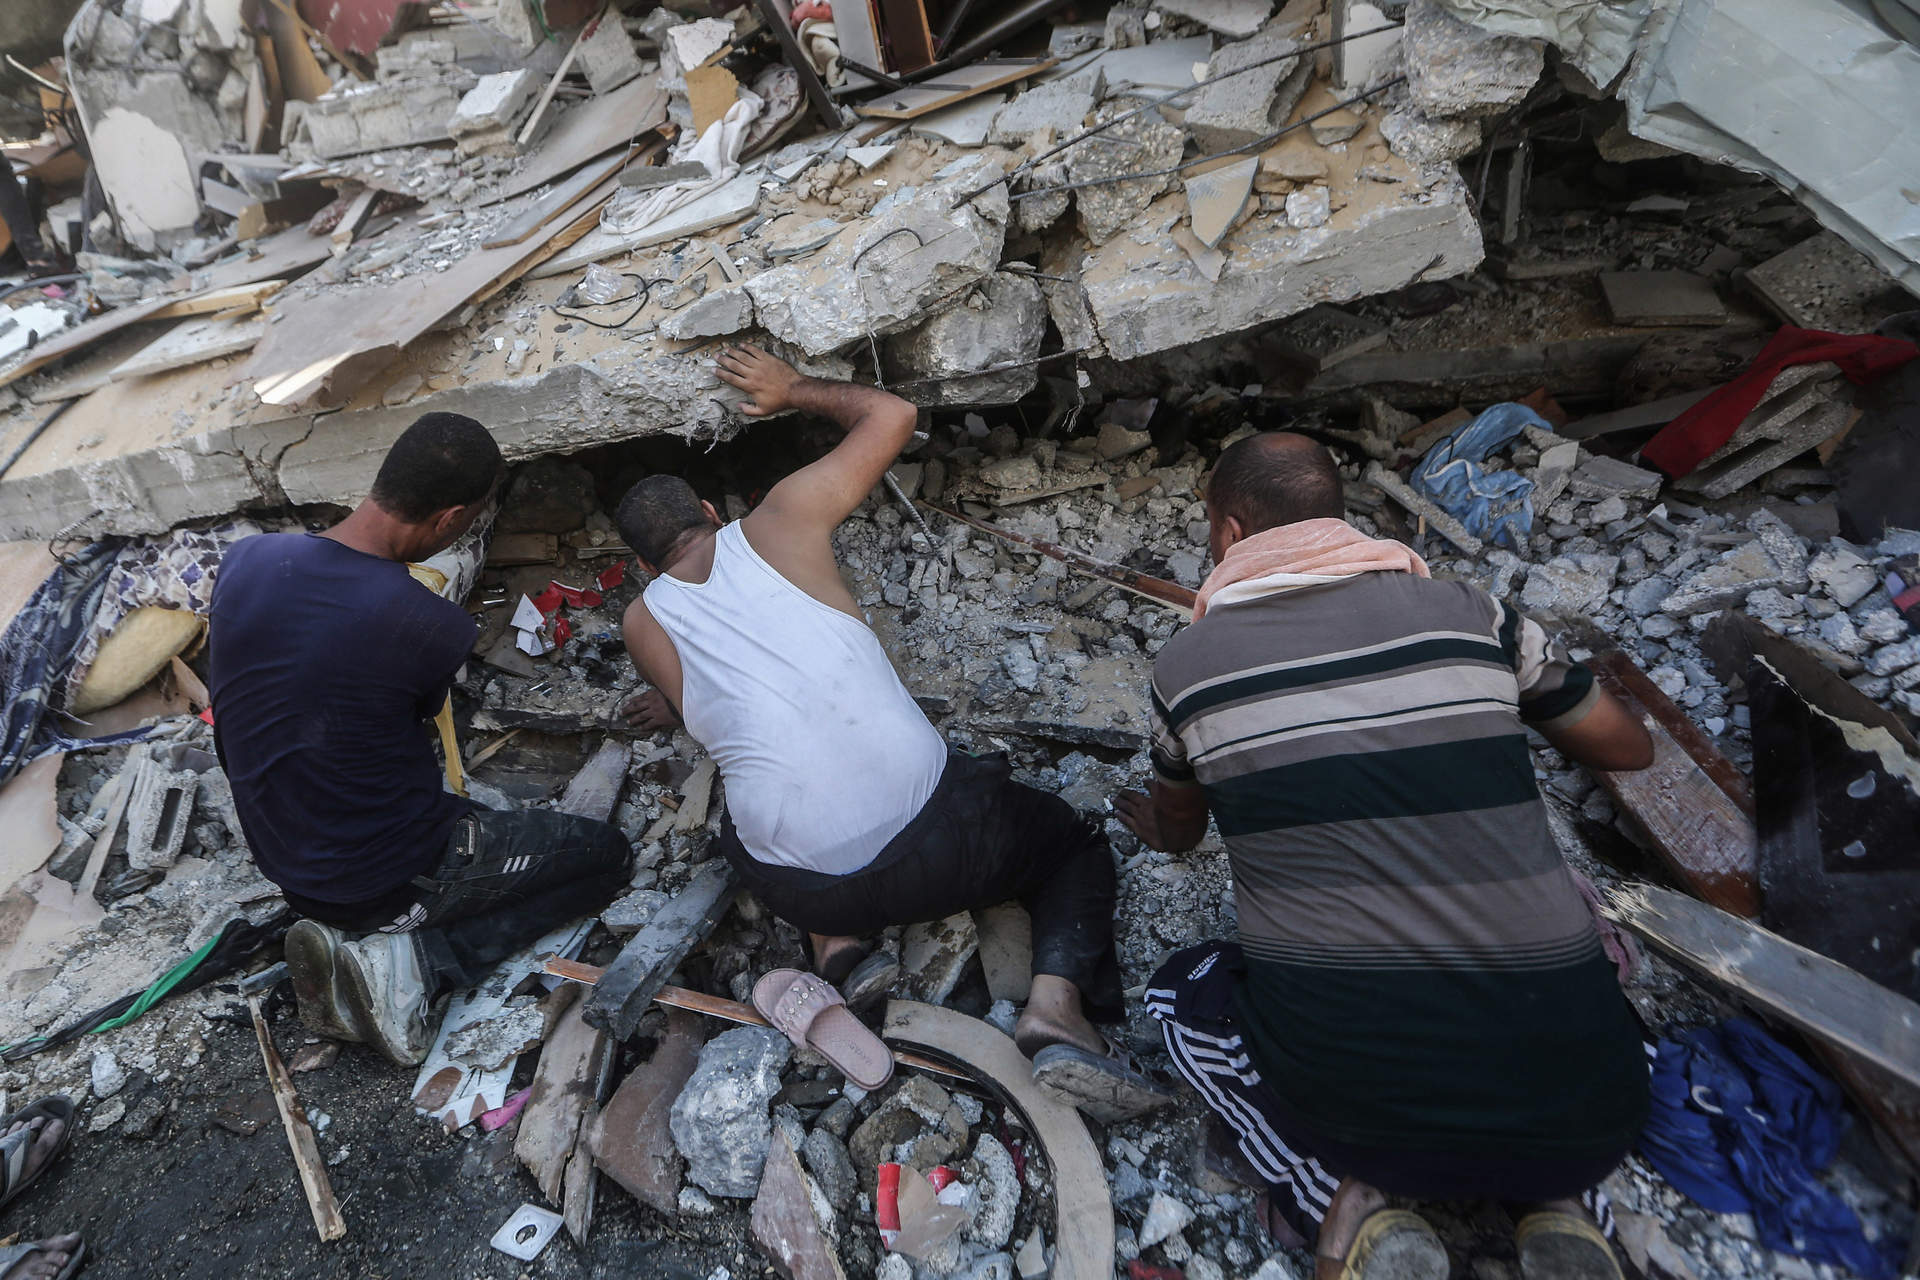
top-left (5, 987), bottom-right (752, 1279)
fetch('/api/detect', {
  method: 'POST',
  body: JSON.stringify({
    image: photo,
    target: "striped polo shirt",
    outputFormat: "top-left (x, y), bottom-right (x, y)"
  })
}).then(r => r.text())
top-left (1150, 568), bottom-right (1648, 1162)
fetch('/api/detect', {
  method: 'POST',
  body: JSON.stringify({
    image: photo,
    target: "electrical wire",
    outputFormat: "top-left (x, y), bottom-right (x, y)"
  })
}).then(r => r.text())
top-left (551, 272), bottom-right (659, 329)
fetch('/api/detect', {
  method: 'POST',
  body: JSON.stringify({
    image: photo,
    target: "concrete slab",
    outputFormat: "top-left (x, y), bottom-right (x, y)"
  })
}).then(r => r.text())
top-left (1598, 271), bottom-right (1728, 326)
top-left (1077, 117), bottom-right (1483, 361)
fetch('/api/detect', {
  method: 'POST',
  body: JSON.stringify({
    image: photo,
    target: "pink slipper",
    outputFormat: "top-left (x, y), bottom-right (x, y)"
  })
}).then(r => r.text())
top-left (752, 969), bottom-right (894, 1091)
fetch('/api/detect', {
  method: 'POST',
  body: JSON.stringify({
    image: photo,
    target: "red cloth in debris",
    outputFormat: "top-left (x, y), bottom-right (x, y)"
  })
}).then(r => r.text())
top-left (1640, 327), bottom-right (1920, 479)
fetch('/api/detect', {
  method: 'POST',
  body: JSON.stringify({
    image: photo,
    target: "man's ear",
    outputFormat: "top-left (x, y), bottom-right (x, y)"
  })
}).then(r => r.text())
top-left (700, 499), bottom-right (721, 525)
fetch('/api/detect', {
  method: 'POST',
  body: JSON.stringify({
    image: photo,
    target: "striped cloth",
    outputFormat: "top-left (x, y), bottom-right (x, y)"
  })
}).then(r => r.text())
top-left (1149, 570), bottom-right (1647, 1165)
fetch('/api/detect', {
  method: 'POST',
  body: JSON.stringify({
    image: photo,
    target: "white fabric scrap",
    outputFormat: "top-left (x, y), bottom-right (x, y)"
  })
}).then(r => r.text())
top-left (601, 91), bottom-right (764, 237)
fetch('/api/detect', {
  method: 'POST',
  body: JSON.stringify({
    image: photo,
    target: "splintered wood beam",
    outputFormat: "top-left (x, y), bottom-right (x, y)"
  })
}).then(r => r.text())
top-left (248, 995), bottom-right (347, 1242)
top-left (1574, 644), bottom-right (1760, 919)
top-left (1605, 884), bottom-right (1920, 1093)
top-left (926, 501), bottom-right (1195, 616)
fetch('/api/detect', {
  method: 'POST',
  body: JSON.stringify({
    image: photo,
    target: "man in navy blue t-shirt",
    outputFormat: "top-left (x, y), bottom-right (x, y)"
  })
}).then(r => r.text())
top-left (210, 413), bottom-right (630, 1064)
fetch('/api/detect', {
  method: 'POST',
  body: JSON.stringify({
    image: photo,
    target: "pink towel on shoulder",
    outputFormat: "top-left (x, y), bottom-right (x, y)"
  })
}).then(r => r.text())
top-left (1192, 518), bottom-right (1429, 620)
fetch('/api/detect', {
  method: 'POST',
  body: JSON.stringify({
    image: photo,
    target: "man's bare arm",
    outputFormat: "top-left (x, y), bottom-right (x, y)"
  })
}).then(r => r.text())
top-left (714, 344), bottom-right (917, 534)
top-left (1540, 690), bottom-right (1654, 772)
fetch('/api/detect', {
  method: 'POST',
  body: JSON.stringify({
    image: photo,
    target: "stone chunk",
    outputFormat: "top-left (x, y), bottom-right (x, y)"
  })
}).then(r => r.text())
top-left (751, 1131), bottom-right (846, 1280)
top-left (801, 1127), bottom-right (858, 1212)
top-left (92, 1050), bottom-right (127, 1099)
top-left (1380, 107), bottom-right (1483, 166)
top-left (1139, 1191), bottom-right (1196, 1248)
top-left (448, 69), bottom-right (538, 155)
top-left (577, 14), bottom-right (646, 94)
top-left (670, 1026), bottom-right (792, 1198)
top-left (1867, 637), bottom-right (1920, 677)
top-left (1186, 27), bottom-right (1311, 152)
top-left (1065, 106), bottom-right (1186, 245)
top-left (849, 1077), bottom-right (971, 1174)
top-left (1809, 543), bottom-right (1878, 607)
top-left (1518, 554), bottom-right (1618, 616)
top-left (1286, 185), bottom-right (1331, 230)
top-left (660, 286), bottom-right (756, 340)
top-left (885, 274), bottom-right (1046, 407)
top-left (1568, 455), bottom-right (1662, 502)
top-left (1662, 523), bottom-right (1808, 617)
top-left (902, 911), bottom-right (981, 1003)
top-left (1403, 0), bottom-right (1544, 120)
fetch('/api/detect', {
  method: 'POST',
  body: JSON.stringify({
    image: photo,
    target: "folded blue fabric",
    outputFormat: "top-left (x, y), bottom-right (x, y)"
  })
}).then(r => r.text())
top-left (1640, 1019), bottom-right (1900, 1279)
top-left (1409, 402), bottom-right (1549, 549)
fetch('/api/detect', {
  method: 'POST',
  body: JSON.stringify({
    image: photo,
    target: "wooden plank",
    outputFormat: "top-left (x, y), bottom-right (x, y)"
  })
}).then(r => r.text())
top-left (1582, 648), bottom-right (1761, 919)
top-left (882, 1001), bottom-right (1113, 1280)
top-left (481, 151), bottom-right (627, 250)
top-left (518, 20), bottom-right (590, 149)
top-left (110, 314), bottom-right (264, 381)
top-left (854, 57), bottom-right (1056, 120)
top-left (491, 74), bottom-right (669, 204)
top-left (248, 994), bottom-right (348, 1241)
top-left (264, 0), bottom-right (333, 102)
top-left (149, 281), bottom-right (285, 320)
top-left (876, 0), bottom-right (936, 72)
top-left (829, 0), bottom-right (884, 75)
top-left (927, 501), bottom-right (1194, 616)
top-left (544, 958), bottom-right (969, 1082)
top-left (514, 996), bottom-right (612, 1208)
top-left (580, 859), bottom-right (739, 1040)
top-left (0, 296), bottom-right (183, 390)
top-left (1606, 884), bottom-right (1920, 1092)
top-left (239, 178), bottom-right (620, 407)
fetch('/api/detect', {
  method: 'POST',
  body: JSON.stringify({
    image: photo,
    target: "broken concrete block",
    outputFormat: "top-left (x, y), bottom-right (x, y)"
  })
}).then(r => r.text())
top-left (1403, 0), bottom-right (1544, 120)
top-left (1105, 6), bottom-right (1149, 47)
top-left (1264, 303), bottom-right (1388, 372)
top-left (662, 18), bottom-right (734, 82)
top-left (884, 273), bottom-right (1046, 407)
top-left (1152, 0), bottom-right (1273, 38)
top-left (902, 911), bottom-right (980, 1004)
top-left (660, 286), bottom-right (756, 341)
top-left (801, 1127), bottom-right (858, 1213)
top-left (91, 108), bottom-right (201, 251)
top-left (1673, 366), bottom-right (1852, 501)
top-left (577, 14), bottom-right (646, 95)
top-left (1186, 26), bottom-right (1311, 152)
top-left (849, 1076), bottom-right (972, 1174)
top-left (1809, 542), bottom-right (1878, 608)
top-left (1598, 271), bottom-right (1728, 327)
top-left (1567, 455), bottom-right (1662, 502)
top-left (1518, 554), bottom-right (1617, 616)
top-left (601, 888), bottom-right (670, 934)
top-left (449, 69), bottom-right (539, 150)
top-left (1379, 106), bottom-right (1483, 167)
top-left (1746, 232), bottom-right (1900, 333)
top-left (1064, 106), bottom-right (1186, 245)
top-left (590, 1008), bottom-right (704, 1214)
top-left (1309, 108), bottom-right (1365, 146)
top-left (745, 159), bottom-right (1010, 356)
top-left (987, 77), bottom-right (1097, 148)
top-left (1662, 539), bottom-right (1803, 617)
top-left (125, 752), bottom-right (197, 872)
top-left (752, 1131), bottom-right (846, 1280)
top-left (1334, 0), bottom-right (1404, 92)
top-left (670, 1025), bottom-right (791, 1199)
top-left (1081, 162), bottom-right (1483, 361)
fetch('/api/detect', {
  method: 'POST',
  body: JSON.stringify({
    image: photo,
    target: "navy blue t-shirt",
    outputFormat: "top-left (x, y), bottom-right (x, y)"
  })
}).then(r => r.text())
top-left (208, 532), bottom-right (475, 905)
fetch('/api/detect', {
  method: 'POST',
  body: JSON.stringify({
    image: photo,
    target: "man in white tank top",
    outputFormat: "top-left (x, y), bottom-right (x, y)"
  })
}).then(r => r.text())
top-left (613, 345), bottom-right (1170, 1121)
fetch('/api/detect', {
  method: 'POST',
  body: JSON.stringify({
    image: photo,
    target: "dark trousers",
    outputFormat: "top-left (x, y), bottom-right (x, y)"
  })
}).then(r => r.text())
top-left (286, 807), bottom-right (632, 995)
top-left (1146, 941), bottom-right (1622, 1246)
top-left (717, 750), bottom-right (1124, 1021)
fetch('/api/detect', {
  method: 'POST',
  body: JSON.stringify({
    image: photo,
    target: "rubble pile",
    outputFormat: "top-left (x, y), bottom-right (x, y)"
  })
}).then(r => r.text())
top-left (0, 0), bottom-right (1917, 1277)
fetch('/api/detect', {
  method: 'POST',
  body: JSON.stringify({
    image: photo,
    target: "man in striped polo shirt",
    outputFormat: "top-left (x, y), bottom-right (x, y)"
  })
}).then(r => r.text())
top-left (1115, 432), bottom-right (1655, 1280)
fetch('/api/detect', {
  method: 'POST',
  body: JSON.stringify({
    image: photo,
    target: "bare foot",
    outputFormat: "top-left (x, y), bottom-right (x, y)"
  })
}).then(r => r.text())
top-left (807, 933), bottom-right (867, 984)
top-left (1, 1233), bottom-right (81, 1279)
top-left (1013, 974), bottom-right (1108, 1058)
top-left (1314, 1179), bottom-right (1389, 1280)
top-left (2, 1114), bottom-right (66, 1186)
top-left (620, 688), bottom-right (681, 732)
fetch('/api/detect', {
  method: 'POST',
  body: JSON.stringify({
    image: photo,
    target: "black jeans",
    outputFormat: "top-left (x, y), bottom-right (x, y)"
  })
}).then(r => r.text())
top-left (285, 807), bottom-right (632, 996)
top-left (717, 750), bottom-right (1123, 1021)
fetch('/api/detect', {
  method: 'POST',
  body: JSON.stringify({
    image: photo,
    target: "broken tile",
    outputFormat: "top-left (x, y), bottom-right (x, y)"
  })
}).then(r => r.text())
top-left (1184, 157), bottom-right (1258, 249)
top-left (590, 1008), bottom-right (704, 1213)
top-left (751, 1131), bottom-right (847, 1280)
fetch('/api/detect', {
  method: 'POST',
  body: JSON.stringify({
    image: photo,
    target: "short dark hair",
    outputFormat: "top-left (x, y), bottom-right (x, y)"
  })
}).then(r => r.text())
top-left (369, 412), bottom-right (503, 522)
top-left (617, 474), bottom-right (710, 565)
top-left (1206, 431), bottom-right (1344, 534)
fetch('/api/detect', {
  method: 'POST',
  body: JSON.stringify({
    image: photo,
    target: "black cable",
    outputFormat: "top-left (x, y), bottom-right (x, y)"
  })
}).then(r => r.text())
top-left (551, 273), bottom-right (659, 329)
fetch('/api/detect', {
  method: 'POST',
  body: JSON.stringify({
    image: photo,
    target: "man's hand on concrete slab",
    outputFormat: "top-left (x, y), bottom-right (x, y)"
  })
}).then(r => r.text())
top-left (621, 687), bottom-right (682, 733)
top-left (715, 343), bottom-right (804, 418)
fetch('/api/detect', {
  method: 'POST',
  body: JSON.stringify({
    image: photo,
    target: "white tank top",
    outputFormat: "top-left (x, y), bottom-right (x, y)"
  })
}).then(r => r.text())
top-left (643, 521), bottom-right (948, 875)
